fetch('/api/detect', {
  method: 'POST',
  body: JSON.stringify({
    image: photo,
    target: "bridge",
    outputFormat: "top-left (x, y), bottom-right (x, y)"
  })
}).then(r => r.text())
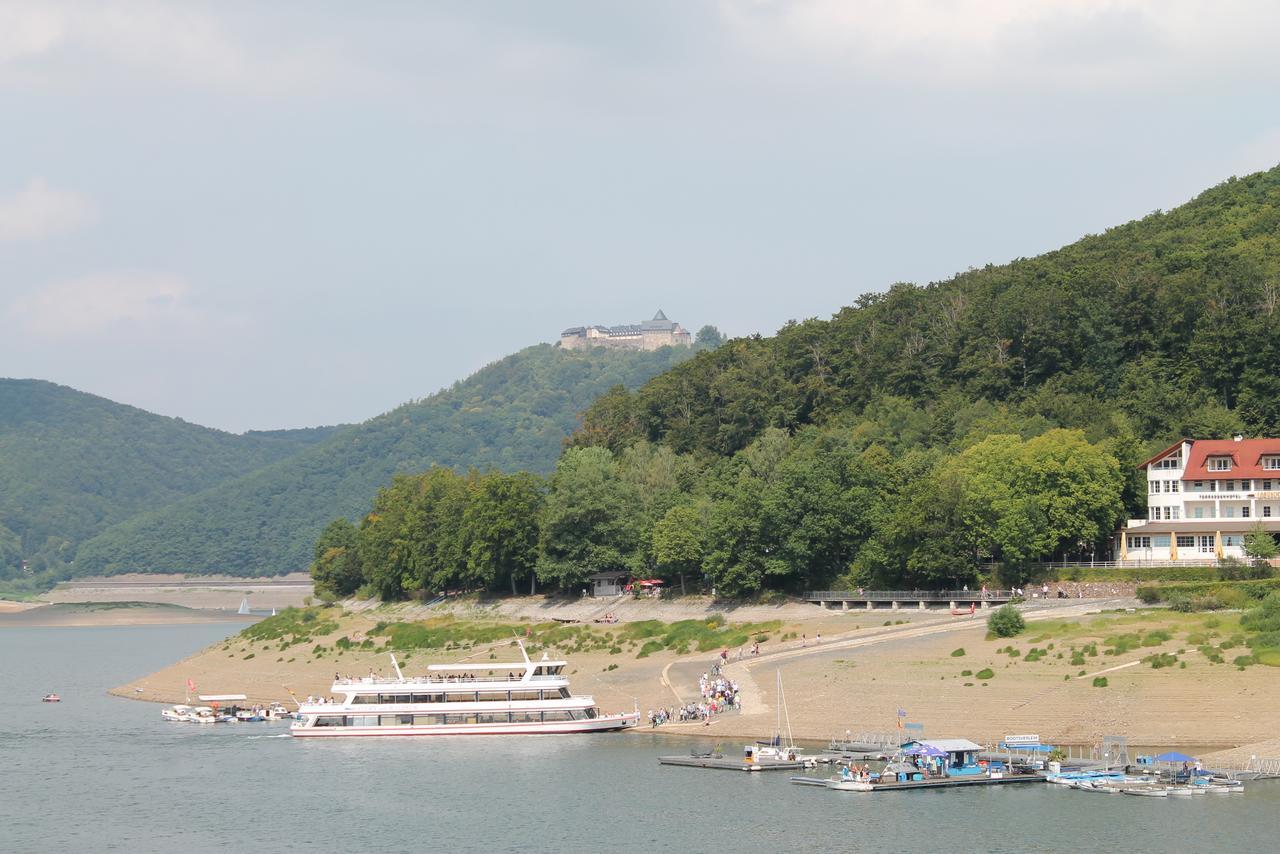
top-left (804, 589), bottom-right (1017, 611)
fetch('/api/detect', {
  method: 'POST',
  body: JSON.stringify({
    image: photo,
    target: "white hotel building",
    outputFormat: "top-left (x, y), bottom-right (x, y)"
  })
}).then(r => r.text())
top-left (1121, 437), bottom-right (1280, 561)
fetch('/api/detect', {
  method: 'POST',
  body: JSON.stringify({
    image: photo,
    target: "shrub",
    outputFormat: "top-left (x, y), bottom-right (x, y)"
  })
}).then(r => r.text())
top-left (1254, 649), bottom-right (1280, 667)
top-left (960, 669), bottom-right (973, 676)
top-left (974, 668), bottom-right (995, 680)
top-left (1135, 586), bottom-right (1162, 604)
top-left (636, 640), bottom-right (664, 659)
top-left (1144, 652), bottom-right (1177, 668)
top-left (950, 648), bottom-right (966, 657)
top-left (1092, 677), bottom-right (1109, 687)
top-left (1233, 654), bottom-right (1256, 668)
top-left (987, 605), bottom-right (1026, 638)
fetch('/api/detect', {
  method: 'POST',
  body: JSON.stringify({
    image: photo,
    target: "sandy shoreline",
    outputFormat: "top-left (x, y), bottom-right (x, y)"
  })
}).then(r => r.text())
top-left (98, 595), bottom-right (1280, 765)
top-left (0, 602), bottom-right (260, 628)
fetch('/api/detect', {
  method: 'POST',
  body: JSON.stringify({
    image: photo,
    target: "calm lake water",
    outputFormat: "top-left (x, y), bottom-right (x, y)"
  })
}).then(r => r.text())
top-left (1, 622), bottom-right (1276, 853)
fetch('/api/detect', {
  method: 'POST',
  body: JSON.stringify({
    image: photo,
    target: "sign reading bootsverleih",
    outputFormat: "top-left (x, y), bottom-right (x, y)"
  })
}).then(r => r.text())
top-left (1003, 734), bottom-right (1041, 746)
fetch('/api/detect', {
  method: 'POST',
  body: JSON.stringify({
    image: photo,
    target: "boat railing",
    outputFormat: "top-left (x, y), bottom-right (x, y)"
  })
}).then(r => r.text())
top-left (333, 673), bottom-right (557, 686)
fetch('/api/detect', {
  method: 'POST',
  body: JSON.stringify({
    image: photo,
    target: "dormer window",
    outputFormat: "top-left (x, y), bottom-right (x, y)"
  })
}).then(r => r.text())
top-left (1208, 457), bottom-right (1232, 471)
top-left (1264, 457), bottom-right (1280, 470)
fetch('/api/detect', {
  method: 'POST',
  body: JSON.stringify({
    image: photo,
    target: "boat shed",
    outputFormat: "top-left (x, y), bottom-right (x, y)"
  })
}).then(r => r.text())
top-left (909, 739), bottom-right (986, 773)
top-left (588, 571), bottom-right (628, 597)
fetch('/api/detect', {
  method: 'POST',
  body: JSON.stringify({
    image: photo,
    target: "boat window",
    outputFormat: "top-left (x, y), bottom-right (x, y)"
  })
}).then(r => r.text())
top-left (412, 694), bottom-right (442, 703)
top-left (509, 691), bottom-right (541, 701)
top-left (351, 695), bottom-right (378, 704)
top-left (413, 714), bottom-right (443, 726)
top-left (510, 711), bottom-right (540, 722)
top-left (558, 688), bottom-right (571, 699)
top-left (445, 692), bottom-right (479, 703)
top-left (585, 708), bottom-right (598, 719)
top-left (533, 666), bottom-right (544, 676)
top-left (314, 716), bottom-right (345, 727)
top-left (542, 711), bottom-right (573, 721)
top-left (475, 713), bottom-right (508, 724)
top-left (350, 715), bottom-right (378, 727)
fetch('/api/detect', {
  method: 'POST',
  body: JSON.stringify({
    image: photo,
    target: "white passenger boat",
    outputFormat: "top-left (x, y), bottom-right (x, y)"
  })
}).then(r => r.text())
top-left (161, 704), bottom-right (194, 722)
top-left (190, 706), bottom-right (225, 724)
top-left (291, 644), bottom-right (639, 738)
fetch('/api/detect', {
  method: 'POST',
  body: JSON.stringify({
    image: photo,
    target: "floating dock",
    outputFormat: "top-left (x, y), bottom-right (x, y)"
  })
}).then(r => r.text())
top-left (658, 754), bottom-right (820, 772)
top-left (790, 774), bottom-right (1045, 791)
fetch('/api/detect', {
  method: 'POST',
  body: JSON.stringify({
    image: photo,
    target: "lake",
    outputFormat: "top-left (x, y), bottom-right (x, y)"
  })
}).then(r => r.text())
top-left (1, 623), bottom-right (1274, 853)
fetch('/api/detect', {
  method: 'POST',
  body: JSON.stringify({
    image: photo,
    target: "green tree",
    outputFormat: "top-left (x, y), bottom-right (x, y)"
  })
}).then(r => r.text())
top-left (537, 447), bottom-right (642, 590)
top-left (1243, 522), bottom-right (1280, 561)
top-left (464, 472), bottom-right (545, 594)
top-left (309, 518), bottom-right (362, 598)
top-left (652, 501), bottom-right (707, 592)
top-left (695, 325), bottom-right (727, 350)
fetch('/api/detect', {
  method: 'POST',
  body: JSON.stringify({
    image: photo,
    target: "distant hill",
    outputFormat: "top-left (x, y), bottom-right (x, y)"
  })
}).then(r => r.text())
top-left (73, 344), bottom-right (694, 577)
top-left (0, 379), bottom-right (337, 577)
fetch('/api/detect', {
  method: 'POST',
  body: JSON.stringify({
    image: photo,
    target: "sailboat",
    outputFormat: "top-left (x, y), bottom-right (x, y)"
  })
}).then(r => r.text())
top-left (237, 598), bottom-right (250, 615)
top-left (749, 671), bottom-right (808, 763)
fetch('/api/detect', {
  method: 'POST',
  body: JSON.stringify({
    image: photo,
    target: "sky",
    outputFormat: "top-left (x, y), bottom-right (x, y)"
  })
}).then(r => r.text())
top-left (2, 1), bottom-right (1279, 433)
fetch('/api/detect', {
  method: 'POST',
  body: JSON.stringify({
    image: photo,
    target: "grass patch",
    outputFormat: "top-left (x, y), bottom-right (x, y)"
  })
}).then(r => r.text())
top-left (974, 668), bottom-right (994, 680)
top-left (950, 648), bottom-right (966, 657)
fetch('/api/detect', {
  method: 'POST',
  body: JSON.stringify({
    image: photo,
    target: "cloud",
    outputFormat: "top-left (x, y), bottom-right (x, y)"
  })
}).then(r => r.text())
top-left (716, 0), bottom-right (1280, 90)
top-left (0, 178), bottom-right (96, 242)
top-left (0, 1), bottom-right (377, 97)
top-left (8, 272), bottom-right (205, 337)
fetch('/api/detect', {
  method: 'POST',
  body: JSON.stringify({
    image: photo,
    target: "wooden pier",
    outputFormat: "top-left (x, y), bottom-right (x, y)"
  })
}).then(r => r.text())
top-left (790, 773), bottom-right (1045, 791)
top-left (804, 589), bottom-right (1015, 611)
top-left (658, 754), bottom-right (836, 772)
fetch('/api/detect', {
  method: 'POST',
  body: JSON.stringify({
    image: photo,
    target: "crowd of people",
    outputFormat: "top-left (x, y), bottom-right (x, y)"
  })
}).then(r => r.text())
top-left (648, 662), bottom-right (741, 727)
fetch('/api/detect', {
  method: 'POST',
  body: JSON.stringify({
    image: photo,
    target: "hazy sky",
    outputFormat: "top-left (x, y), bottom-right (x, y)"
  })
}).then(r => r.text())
top-left (2, 1), bottom-right (1279, 433)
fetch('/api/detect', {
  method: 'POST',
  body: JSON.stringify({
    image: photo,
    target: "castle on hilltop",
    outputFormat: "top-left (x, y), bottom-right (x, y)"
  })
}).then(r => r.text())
top-left (559, 310), bottom-right (692, 351)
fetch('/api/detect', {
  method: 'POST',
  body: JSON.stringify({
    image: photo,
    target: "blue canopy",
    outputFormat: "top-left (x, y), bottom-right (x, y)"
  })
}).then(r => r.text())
top-left (1154, 751), bottom-right (1196, 763)
top-left (904, 745), bottom-right (946, 757)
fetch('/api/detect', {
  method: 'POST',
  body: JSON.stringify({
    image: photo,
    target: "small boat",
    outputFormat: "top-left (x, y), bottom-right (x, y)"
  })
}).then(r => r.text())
top-left (235, 709), bottom-right (266, 722)
top-left (41, 693), bottom-right (61, 703)
top-left (826, 774), bottom-right (874, 792)
top-left (190, 706), bottom-right (223, 724)
top-left (1121, 788), bottom-right (1169, 798)
top-left (161, 704), bottom-right (195, 722)
top-left (265, 703), bottom-right (295, 721)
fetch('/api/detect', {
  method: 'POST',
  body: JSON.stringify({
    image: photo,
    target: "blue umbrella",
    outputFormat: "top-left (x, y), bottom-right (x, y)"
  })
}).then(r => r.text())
top-left (1153, 751), bottom-right (1195, 763)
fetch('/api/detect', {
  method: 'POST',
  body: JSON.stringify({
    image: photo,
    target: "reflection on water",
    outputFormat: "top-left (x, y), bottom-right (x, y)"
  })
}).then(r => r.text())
top-left (1, 624), bottom-right (1275, 853)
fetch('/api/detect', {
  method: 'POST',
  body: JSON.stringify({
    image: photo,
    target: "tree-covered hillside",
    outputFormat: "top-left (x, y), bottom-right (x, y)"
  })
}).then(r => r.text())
top-left (73, 344), bottom-right (694, 577)
top-left (0, 379), bottom-right (336, 580)
top-left (308, 165), bottom-right (1280, 600)
top-left (579, 167), bottom-right (1280, 455)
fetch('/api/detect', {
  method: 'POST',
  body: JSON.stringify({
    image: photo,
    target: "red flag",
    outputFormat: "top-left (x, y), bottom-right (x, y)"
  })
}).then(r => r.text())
top-left (187, 678), bottom-right (196, 691)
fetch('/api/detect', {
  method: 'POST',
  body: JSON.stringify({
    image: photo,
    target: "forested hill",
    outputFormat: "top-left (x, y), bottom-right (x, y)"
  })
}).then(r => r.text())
top-left (0, 379), bottom-right (337, 578)
top-left (577, 166), bottom-right (1280, 455)
top-left (72, 344), bottom-right (694, 577)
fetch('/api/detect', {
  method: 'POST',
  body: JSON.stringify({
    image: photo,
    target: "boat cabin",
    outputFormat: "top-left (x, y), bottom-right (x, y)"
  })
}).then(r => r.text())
top-left (903, 739), bottom-right (986, 777)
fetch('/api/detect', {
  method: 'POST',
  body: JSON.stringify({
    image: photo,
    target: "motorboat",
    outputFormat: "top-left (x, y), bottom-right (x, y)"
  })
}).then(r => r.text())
top-left (265, 703), bottom-right (295, 721)
top-left (235, 709), bottom-right (266, 722)
top-left (161, 704), bottom-right (195, 722)
top-left (41, 693), bottom-right (61, 703)
top-left (189, 706), bottom-right (226, 724)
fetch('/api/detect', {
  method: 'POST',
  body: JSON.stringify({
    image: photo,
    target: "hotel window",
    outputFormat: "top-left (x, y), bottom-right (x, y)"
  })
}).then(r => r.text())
top-left (1265, 458), bottom-right (1280, 470)
top-left (1209, 457), bottom-right (1232, 471)
top-left (1149, 480), bottom-right (1160, 493)
top-left (1199, 536), bottom-right (1216, 553)
top-left (1170, 507), bottom-right (1180, 519)
top-left (1241, 480), bottom-right (1251, 490)
top-left (1225, 481), bottom-right (1236, 492)
top-left (1194, 481), bottom-right (1204, 490)
top-left (1224, 535), bottom-right (1241, 547)
top-left (1154, 535), bottom-right (1170, 548)
top-left (1224, 507), bottom-right (1236, 518)
top-left (1130, 536), bottom-right (1151, 549)
top-left (1243, 507), bottom-right (1251, 518)
top-left (1149, 507), bottom-right (1159, 520)
top-left (1266, 506), bottom-right (1273, 518)
top-left (1265, 480), bottom-right (1273, 490)
top-left (1176, 535), bottom-right (1195, 549)
top-left (1167, 480), bottom-right (1179, 492)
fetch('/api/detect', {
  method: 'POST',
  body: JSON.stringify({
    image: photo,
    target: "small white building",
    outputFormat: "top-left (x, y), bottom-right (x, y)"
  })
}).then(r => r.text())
top-left (588, 571), bottom-right (629, 597)
top-left (1121, 437), bottom-right (1280, 561)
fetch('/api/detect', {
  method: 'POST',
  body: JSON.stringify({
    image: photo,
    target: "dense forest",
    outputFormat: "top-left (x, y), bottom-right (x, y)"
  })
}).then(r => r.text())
top-left (311, 165), bottom-right (1280, 600)
top-left (72, 343), bottom-right (698, 578)
top-left (0, 380), bottom-right (336, 588)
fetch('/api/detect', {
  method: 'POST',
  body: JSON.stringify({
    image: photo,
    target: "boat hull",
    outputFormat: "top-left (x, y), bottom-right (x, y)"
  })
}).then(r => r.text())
top-left (290, 713), bottom-right (639, 738)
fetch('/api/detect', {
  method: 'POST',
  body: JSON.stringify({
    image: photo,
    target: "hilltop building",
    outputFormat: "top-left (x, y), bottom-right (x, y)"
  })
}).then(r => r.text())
top-left (560, 310), bottom-right (691, 351)
top-left (1120, 437), bottom-right (1280, 561)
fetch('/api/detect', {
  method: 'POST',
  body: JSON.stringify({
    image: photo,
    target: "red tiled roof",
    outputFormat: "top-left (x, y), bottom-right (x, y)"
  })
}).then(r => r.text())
top-left (1181, 438), bottom-right (1280, 481)
top-left (1137, 440), bottom-right (1186, 470)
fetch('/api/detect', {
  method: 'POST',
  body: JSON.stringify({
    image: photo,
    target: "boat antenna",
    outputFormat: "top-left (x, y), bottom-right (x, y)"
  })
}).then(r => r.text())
top-left (389, 653), bottom-right (404, 680)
